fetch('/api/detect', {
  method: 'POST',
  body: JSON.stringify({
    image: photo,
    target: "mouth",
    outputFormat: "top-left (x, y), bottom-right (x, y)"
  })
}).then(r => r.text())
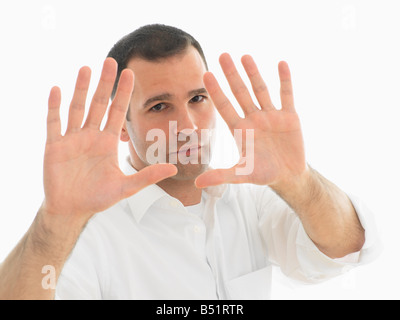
top-left (176, 145), bottom-right (202, 157)
top-left (168, 144), bottom-right (203, 155)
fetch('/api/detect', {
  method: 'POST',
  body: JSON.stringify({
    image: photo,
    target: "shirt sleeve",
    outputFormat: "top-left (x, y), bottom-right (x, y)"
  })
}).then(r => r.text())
top-left (255, 186), bottom-right (383, 284)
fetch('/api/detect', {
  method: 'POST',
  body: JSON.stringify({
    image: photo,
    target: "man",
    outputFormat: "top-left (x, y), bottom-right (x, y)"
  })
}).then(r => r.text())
top-left (0, 24), bottom-right (380, 300)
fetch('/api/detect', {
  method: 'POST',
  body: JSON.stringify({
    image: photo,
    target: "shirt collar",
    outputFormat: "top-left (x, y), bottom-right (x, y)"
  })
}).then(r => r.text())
top-left (122, 157), bottom-right (228, 223)
top-left (122, 158), bottom-right (168, 223)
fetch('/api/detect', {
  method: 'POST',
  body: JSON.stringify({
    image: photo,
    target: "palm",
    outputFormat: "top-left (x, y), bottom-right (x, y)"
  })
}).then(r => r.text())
top-left (44, 129), bottom-right (123, 216)
top-left (196, 54), bottom-right (306, 188)
top-left (234, 109), bottom-right (304, 185)
top-left (43, 59), bottom-right (176, 222)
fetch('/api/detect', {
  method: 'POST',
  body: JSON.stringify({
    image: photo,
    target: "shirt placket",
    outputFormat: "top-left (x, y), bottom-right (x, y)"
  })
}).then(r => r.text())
top-left (203, 193), bottom-right (228, 299)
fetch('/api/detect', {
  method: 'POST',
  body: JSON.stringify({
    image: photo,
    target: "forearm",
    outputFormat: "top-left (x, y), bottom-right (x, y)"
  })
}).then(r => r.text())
top-left (271, 165), bottom-right (365, 259)
top-left (0, 206), bottom-right (84, 300)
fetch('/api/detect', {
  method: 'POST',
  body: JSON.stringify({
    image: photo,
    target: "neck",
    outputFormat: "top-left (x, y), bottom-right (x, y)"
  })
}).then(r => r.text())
top-left (156, 177), bottom-right (202, 206)
top-left (128, 152), bottom-right (203, 206)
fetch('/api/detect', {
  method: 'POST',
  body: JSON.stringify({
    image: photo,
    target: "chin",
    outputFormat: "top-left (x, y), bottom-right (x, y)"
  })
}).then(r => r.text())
top-left (172, 163), bottom-right (209, 181)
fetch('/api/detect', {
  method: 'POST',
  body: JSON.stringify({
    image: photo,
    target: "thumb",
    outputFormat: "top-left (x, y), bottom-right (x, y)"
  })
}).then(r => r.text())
top-left (122, 164), bottom-right (177, 198)
top-left (195, 167), bottom-right (238, 189)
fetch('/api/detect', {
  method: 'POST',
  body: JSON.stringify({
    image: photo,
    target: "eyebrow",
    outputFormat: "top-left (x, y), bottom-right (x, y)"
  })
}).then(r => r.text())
top-left (143, 93), bottom-right (172, 109)
top-left (143, 88), bottom-right (208, 109)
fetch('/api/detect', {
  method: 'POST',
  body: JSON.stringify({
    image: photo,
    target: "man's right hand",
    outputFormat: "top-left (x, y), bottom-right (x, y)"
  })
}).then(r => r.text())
top-left (42, 58), bottom-right (177, 227)
top-left (0, 59), bottom-right (177, 299)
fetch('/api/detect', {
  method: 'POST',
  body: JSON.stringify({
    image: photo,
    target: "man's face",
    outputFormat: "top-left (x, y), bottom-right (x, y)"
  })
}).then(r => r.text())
top-left (122, 47), bottom-right (216, 181)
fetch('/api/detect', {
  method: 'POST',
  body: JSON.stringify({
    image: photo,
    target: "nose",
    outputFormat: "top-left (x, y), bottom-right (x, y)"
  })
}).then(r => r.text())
top-left (172, 108), bottom-right (198, 136)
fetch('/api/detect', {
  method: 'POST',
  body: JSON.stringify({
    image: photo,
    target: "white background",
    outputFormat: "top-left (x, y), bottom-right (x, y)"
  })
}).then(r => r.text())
top-left (0, 0), bottom-right (399, 299)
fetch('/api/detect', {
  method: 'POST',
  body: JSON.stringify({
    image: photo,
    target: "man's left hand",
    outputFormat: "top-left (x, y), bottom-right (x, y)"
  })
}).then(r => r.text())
top-left (196, 54), bottom-right (308, 189)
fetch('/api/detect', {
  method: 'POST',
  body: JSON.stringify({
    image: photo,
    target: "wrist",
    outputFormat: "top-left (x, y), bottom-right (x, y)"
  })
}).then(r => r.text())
top-left (270, 164), bottom-right (313, 199)
top-left (28, 204), bottom-right (86, 259)
top-left (40, 199), bottom-right (90, 229)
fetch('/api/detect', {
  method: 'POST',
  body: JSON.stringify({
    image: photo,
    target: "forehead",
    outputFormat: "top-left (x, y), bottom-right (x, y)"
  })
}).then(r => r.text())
top-left (126, 47), bottom-right (207, 98)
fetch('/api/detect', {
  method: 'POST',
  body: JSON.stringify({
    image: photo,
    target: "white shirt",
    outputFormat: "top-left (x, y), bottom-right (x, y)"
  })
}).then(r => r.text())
top-left (56, 160), bottom-right (381, 300)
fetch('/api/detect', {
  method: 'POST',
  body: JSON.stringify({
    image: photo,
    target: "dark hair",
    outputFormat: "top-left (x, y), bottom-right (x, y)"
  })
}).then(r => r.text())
top-left (107, 24), bottom-right (208, 101)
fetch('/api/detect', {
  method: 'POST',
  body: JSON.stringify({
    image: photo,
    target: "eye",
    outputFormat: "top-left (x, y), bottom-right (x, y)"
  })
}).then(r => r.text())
top-left (150, 103), bottom-right (167, 113)
top-left (190, 95), bottom-right (206, 104)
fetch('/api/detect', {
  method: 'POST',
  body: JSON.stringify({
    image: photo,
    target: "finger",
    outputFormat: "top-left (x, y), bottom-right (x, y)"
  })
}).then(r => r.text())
top-left (219, 53), bottom-right (258, 114)
top-left (195, 167), bottom-right (238, 188)
top-left (103, 69), bottom-right (134, 135)
top-left (122, 163), bottom-right (178, 198)
top-left (204, 72), bottom-right (240, 129)
top-left (66, 66), bottom-right (91, 134)
top-left (278, 61), bottom-right (296, 112)
top-left (47, 86), bottom-right (62, 143)
top-left (83, 58), bottom-right (117, 129)
top-left (241, 55), bottom-right (275, 111)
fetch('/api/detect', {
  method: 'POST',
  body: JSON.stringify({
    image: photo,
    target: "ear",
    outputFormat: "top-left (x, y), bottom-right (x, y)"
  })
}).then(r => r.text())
top-left (120, 121), bottom-right (130, 142)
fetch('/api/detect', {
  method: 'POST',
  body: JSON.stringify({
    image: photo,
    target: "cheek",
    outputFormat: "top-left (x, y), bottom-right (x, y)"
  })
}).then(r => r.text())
top-left (202, 107), bottom-right (217, 129)
top-left (127, 119), bottom-right (150, 152)
top-left (131, 119), bottom-right (171, 152)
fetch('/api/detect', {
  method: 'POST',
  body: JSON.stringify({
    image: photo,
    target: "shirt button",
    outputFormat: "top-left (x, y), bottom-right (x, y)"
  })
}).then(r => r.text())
top-left (193, 225), bottom-right (201, 233)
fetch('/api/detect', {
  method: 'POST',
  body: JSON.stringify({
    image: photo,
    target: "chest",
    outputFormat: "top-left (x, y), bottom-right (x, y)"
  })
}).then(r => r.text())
top-left (103, 197), bottom-right (270, 299)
